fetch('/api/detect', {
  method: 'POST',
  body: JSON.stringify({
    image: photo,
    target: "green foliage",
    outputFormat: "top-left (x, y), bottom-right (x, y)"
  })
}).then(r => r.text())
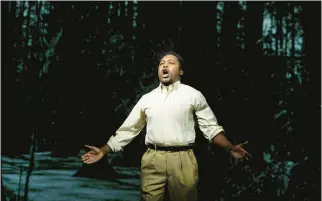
top-left (15, 1), bottom-right (62, 78)
top-left (223, 147), bottom-right (298, 199)
top-left (236, 2), bottom-right (246, 50)
top-left (216, 2), bottom-right (224, 47)
top-left (262, 2), bottom-right (304, 57)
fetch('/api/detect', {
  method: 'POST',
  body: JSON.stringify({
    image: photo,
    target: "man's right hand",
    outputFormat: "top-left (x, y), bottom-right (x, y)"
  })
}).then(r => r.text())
top-left (81, 145), bottom-right (105, 164)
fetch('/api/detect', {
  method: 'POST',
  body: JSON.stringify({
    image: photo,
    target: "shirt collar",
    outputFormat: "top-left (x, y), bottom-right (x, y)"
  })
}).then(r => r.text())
top-left (159, 80), bottom-right (181, 93)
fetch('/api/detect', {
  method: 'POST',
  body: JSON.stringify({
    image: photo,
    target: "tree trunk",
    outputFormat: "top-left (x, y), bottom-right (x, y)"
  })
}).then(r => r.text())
top-left (24, 129), bottom-right (36, 201)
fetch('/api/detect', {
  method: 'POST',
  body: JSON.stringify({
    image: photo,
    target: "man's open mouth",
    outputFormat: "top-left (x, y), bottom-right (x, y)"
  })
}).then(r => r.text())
top-left (162, 69), bottom-right (169, 78)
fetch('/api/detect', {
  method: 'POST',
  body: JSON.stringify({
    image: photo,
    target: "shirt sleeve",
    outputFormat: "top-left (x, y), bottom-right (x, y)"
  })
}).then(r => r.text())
top-left (194, 91), bottom-right (224, 142)
top-left (107, 96), bottom-right (146, 152)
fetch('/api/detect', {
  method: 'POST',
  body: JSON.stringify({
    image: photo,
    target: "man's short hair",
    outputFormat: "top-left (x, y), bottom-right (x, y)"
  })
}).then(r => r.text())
top-left (158, 51), bottom-right (184, 70)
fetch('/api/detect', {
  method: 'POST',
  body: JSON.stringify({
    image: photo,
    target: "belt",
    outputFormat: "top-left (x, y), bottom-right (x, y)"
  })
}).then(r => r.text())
top-left (147, 143), bottom-right (195, 152)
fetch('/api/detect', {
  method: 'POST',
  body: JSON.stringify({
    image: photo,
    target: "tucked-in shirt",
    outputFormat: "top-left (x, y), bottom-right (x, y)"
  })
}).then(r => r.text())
top-left (107, 81), bottom-right (224, 152)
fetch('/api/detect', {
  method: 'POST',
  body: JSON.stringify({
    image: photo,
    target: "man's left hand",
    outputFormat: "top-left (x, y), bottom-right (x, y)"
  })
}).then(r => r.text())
top-left (230, 141), bottom-right (252, 160)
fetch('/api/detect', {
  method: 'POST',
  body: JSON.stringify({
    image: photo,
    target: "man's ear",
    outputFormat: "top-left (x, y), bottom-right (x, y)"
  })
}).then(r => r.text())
top-left (180, 69), bottom-right (184, 75)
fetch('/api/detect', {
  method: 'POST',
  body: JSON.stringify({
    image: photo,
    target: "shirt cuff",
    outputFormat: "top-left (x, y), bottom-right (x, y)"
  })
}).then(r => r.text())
top-left (107, 137), bottom-right (118, 153)
top-left (209, 127), bottom-right (225, 142)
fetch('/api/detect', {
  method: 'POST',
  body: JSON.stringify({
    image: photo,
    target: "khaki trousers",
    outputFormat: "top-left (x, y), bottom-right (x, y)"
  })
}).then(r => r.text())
top-left (140, 148), bottom-right (199, 201)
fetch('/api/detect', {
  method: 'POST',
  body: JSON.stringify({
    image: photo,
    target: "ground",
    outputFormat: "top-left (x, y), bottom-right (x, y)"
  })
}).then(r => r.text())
top-left (2, 152), bottom-right (141, 201)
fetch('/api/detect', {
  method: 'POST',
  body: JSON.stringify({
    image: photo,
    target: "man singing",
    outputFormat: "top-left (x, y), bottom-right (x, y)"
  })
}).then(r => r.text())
top-left (82, 51), bottom-right (251, 201)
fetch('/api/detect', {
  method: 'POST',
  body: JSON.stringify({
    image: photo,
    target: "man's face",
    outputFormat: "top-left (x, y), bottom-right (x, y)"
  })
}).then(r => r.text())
top-left (158, 54), bottom-right (182, 86)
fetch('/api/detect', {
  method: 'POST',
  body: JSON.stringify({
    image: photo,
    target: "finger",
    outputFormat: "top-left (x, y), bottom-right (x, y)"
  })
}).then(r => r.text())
top-left (85, 159), bottom-right (91, 164)
top-left (232, 154), bottom-right (242, 161)
top-left (82, 155), bottom-right (88, 161)
top-left (83, 154), bottom-right (94, 161)
top-left (89, 150), bottom-right (97, 154)
top-left (240, 141), bottom-right (248, 147)
top-left (86, 145), bottom-right (100, 154)
top-left (82, 153), bottom-right (90, 158)
top-left (244, 151), bottom-right (252, 158)
top-left (88, 158), bottom-right (95, 164)
top-left (84, 158), bottom-right (92, 164)
top-left (85, 145), bottom-right (94, 149)
top-left (82, 155), bottom-right (89, 162)
top-left (82, 153), bottom-right (91, 160)
top-left (237, 148), bottom-right (252, 158)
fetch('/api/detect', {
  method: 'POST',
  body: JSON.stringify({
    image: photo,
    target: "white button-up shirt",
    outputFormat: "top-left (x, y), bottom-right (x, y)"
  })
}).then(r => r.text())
top-left (107, 81), bottom-right (224, 152)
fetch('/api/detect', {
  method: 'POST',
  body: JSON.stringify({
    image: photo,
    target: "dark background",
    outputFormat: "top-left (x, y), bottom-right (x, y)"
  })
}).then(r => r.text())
top-left (2, 1), bottom-right (321, 201)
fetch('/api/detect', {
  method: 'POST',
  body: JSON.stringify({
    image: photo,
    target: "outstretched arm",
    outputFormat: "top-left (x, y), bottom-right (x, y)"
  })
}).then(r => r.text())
top-left (82, 96), bottom-right (146, 164)
top-left (193, 91), bottom-right (251, 160)
top-left (107, 96), bottom-right (146, 153)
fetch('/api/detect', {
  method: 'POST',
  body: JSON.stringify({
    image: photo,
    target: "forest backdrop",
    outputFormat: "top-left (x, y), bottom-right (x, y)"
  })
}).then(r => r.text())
top-left (2, 1), bottom-right (321, 201)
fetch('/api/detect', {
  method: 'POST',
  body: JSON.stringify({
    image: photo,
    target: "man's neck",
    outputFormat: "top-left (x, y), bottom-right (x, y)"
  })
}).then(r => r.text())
top-left (160, 80), bottom-right (180, 87)
top-left (160, 80), bottom-right (181, 91)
